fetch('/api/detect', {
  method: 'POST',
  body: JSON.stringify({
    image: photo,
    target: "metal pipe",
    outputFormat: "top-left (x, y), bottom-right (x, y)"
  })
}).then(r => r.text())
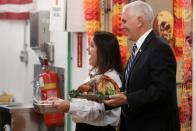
top-left (66, 32), bottom-right (71, 131)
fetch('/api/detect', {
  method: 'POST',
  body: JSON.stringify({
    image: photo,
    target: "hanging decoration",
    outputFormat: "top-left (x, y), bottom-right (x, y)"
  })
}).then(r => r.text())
top-left (173, 0), bottom-right (193, 130)
top-left (84, 0), bottom-right (128, 66)
top-left (112, 0), bottom-right (128, 66)
top-left (180, 84), bottom-right (192, 131)
top-left (173, 0), bottom-right (186, 60)
top-left (0, 0), bottom-right (33, 20)
top-left (153, 10), bottom-right (175, 53)
top-left (84, 0), bottom-right (101, 45)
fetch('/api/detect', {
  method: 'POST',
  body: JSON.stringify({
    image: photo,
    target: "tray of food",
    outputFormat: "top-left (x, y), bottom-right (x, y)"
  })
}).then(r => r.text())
top-left (69, 90), bottom-right (109, 102)
top-left (69, 75), bottom-right (120, 102)
top-left (33, 102), bottom-right (60, 113)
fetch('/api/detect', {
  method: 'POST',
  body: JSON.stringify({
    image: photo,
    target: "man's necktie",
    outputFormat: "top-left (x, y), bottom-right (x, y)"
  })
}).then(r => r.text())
top-left (124, 44), bottom-right (137, 88)
top-left (121, 44), bottom-right (137, 117)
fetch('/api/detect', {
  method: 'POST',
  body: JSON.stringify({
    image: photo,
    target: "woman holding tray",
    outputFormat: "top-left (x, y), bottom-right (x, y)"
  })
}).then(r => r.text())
top-left (46, 31), bottom-right (123, 131)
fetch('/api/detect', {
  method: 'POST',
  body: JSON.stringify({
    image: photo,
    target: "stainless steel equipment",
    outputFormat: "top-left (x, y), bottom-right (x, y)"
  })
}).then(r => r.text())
top-left (0, 104), bottom-right (64, 131)
top-left (30, 11), bottom-right (50, 50)
top-left (30, 11), bottom-right (54, 63)
top-left (0, 104), bottom-right (40, 131)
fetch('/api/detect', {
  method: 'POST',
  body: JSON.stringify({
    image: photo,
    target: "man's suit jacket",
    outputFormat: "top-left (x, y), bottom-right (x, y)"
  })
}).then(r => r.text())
top-left (123, 31), bottom-right (180, 131)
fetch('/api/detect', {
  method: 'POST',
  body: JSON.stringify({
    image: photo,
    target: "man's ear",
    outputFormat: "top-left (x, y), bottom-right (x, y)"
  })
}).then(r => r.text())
top-left (137, 16), bottom-right (144, 27)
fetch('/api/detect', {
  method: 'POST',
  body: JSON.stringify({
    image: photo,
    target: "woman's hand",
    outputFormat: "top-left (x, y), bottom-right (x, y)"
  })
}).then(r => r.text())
top-left (46, 97), bottom-right (70, 113)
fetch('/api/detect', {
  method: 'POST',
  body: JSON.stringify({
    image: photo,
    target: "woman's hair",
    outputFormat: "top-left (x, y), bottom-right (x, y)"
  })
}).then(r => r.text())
top-left (93, 31), bottom-right (123, 78)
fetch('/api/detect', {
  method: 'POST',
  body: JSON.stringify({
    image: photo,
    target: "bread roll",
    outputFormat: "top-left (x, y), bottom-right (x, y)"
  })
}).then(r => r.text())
top-left (96, 75), bottom-right (120, 95)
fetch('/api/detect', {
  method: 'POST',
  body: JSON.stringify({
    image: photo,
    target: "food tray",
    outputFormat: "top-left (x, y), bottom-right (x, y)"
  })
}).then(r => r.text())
top-left (33, 103), bottom-right (60, 113)
top-left (69, 91), bottom-right (109, 102)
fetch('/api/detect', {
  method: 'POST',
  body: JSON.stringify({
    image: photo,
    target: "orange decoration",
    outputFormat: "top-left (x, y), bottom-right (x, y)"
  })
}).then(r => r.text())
top-left (112, 0), bottom-right (128, 66)
top-left (84, 0), bottom-right (101, 45)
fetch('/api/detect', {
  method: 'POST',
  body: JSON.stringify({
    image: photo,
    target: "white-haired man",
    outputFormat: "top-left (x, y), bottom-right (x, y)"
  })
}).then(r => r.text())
top-left (105, 1), bottom-right (180, 131)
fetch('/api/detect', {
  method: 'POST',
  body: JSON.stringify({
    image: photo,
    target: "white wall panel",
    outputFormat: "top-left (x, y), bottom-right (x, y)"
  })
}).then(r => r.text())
top-left (66, 0), bottom-right (86, 32)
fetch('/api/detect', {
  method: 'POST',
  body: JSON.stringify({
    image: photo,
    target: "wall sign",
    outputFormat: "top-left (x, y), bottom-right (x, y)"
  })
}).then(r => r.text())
top-left (77, 32), bottom-right (83, 68)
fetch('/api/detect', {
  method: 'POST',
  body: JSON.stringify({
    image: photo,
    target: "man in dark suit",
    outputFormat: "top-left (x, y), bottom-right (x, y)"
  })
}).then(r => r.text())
top-left (105, 1), bottom-right (180, 131)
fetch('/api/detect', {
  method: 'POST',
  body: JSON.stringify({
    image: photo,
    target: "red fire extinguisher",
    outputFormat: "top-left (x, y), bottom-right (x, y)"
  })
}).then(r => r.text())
top-left (39, 58), bottom-right (64, 126)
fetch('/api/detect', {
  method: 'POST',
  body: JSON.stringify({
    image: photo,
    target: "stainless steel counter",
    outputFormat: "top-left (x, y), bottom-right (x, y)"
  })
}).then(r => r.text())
top-left (0, 103), bottom-right (34, 112)
top-left (0, 103), bottom-right (41, 131)
top-left (0, 103), bottom-right (64, 131)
